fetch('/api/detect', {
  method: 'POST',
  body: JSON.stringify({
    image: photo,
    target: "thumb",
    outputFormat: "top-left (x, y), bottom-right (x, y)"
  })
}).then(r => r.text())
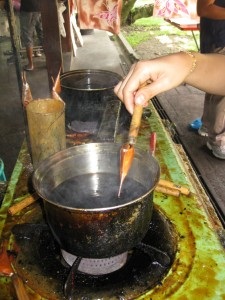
top-left (134, 79), bottom-right (169, 104)
top-left (134, 92), bottom-right (152, 107)
top-left (135, 93), bottom-right (148, 105)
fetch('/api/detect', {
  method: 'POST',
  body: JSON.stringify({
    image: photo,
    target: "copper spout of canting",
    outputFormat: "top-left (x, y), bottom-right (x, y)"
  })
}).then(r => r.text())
top-left (118, 143), bottom-right (135, 197)
top-left (118, 103), bottom-right (144, 197)
top-left (51, 67), bottom-right (65, 102)
top-left (118, 174), bottom-right (125, 198)
top-left (22, 71), bottom-right (33, 108)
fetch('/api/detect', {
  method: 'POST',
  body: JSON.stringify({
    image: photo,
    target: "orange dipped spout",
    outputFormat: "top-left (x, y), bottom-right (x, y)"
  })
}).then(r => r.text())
top-left (118, 143), bottom-right (135, 197)
top-left (22, 71), bottom-right (33, 108)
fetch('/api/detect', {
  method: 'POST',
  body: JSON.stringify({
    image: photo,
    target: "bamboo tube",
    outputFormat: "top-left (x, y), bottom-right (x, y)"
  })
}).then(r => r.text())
top-left (26, 99), bottom-right (66, 169)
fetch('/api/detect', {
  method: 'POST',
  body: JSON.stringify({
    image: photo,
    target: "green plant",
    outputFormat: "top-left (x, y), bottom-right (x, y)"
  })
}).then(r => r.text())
top-left (122, 17), bottom-right (200, 51)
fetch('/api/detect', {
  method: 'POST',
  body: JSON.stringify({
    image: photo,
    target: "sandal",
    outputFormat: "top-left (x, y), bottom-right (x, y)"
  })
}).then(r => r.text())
top-left (23, 65), bottom-right (34, 71)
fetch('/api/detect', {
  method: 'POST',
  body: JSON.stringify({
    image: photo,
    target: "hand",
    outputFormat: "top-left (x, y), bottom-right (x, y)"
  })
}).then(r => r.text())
top-left (114, 53), bottom-right (193, 114)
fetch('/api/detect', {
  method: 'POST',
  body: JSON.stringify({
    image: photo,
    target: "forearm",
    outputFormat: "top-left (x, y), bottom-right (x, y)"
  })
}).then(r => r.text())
top-left (114, 51), bottom-right (225, 114)
top-left (185, 53), bottom-right (225, 96)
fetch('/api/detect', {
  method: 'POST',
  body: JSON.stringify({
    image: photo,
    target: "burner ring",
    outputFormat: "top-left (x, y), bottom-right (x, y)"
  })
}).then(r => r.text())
top-left (61, 249), bottom-right (128, 275)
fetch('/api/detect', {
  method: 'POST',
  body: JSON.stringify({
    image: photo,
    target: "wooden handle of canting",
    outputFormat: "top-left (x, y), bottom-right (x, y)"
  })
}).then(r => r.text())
top-left (128, 104), bottom-right (143, 145)
top-left (8, 194), bottom-right (39, 215)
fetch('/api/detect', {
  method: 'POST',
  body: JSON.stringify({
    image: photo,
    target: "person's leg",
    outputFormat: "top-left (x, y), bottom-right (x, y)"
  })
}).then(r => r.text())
top-left (25, 46), bottom-right (33, 70)
top-left (203, 47), bottom-right (225, 158)
top-left (20, 12), bottom-right (37, 70)
top-left (33, 13), bottom-right (43, 57)
top-left (35, 14), bottom-right (43, 46)
top-left (190, 93), bottom-right (209, 136)
top-left (207, 94), bottom-right (225, 159)
top-left (199, 92), bottom-right (211, 136)
top-left (197, 47), bottom-right (225, 137)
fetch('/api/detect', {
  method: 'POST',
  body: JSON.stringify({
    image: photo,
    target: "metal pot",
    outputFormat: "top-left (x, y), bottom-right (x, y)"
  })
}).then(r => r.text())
top-left (60, 69), bottom-right (122, 124)
top-left (32, 143), bottom-right (160, 258)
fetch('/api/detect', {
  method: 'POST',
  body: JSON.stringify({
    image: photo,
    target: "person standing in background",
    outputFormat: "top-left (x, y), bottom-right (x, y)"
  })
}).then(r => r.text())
top-left (20, 0), bottom-right (43, 71)
top-left (191, 0), bottom-right (225, 158)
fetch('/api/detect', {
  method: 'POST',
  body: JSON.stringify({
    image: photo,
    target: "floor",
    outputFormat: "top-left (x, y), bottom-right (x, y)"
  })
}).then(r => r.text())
top-left (0, 28), bottom-right (225, 224)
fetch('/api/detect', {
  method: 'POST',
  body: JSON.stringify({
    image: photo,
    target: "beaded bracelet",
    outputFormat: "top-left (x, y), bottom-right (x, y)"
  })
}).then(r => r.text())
top-left (181, 51), bottom-right (197, 74)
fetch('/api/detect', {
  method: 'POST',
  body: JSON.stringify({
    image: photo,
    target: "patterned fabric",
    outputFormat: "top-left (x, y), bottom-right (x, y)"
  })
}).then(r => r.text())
top-left (76, 0), bottom-right (122, 34)
top-left (153, 0), bottom-right (198, 19)
top-left (153, 0), bottom-right (189, 18)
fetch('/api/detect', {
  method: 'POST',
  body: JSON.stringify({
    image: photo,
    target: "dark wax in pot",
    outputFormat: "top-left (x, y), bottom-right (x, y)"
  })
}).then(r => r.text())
top-left (48, 173), bottom-right (148, 209)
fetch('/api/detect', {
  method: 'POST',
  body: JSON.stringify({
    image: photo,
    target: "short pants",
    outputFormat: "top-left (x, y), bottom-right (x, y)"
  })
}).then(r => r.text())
top-left (20, 11), bottom-right (43, 48)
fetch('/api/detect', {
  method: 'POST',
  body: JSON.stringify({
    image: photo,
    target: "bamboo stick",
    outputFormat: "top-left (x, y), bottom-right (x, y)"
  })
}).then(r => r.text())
top-left (8, 193), bottom-right (39, 216)
top-left (155, 185), bottom-right (180, 197)
top-left (158, 179), bottom-right (190, 196)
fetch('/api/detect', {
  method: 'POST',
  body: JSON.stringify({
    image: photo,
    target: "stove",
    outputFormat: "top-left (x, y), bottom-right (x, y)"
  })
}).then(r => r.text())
top-left (0, 101), bottom-right (225, 299)
top-left (9, 204), bottom-right (176, 299)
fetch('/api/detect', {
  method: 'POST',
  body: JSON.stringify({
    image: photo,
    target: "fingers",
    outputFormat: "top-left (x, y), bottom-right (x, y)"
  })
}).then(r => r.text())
top-left (114, 63), bottom-right (137, 102)
top-left (114, 62), bottom-right (151, 114)
top-left (114, 56), bottom-right (180, 114)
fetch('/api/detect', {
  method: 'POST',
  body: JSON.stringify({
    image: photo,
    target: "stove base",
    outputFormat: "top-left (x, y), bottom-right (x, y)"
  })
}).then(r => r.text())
top-left (11, 204), bottom-right (177, 299)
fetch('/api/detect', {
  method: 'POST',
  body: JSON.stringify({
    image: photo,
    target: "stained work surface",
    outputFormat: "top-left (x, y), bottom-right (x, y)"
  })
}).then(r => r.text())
top-left (0, 104), bottom-right (225, 299)
top-left (135, 105), bottom-right (225, 299)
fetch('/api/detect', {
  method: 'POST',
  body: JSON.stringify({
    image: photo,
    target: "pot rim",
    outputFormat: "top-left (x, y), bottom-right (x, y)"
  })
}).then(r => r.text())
top-left (32, 143), bottom-right (160, 212)
top-left (60, 69), bottom-right (122, 91)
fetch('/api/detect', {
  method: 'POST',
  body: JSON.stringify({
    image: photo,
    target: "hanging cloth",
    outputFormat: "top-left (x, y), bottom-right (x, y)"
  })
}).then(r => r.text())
top-left (76, 0), bottom-right (122, 34)
top-left (153, 0), bottom-right (197, 19)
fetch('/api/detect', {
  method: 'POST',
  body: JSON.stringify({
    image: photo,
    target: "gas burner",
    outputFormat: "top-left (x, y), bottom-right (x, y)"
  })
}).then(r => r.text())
top-left (11, 205), bottom-right (177, 299)
top-left (61, 249), bottom-right (128, 275)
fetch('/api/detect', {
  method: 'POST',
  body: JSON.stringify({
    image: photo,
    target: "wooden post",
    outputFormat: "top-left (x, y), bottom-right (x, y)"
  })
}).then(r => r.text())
top-left (39, 0), bottom-right (63, 91)
top-left (5, 0), bottom-right (23, 97)
top-left (61, 0), bottom-right (72, 52)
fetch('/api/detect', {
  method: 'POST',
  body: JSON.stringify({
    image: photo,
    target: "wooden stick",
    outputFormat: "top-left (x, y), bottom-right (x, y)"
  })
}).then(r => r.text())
top-left (12, 274), bottom-right (30, 300)
top-left (155, 185), bottom-right (180, 197)
top-left (128, 104), bottom-right (143, 145)
top-left (158, 179), bottom-right (190, 196)
top-left (8, 194), bottom-right (39, 216)
top-left (0, 241), bottom-right (30, 300)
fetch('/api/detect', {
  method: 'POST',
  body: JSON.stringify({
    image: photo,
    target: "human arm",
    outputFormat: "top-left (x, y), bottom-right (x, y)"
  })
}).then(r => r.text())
top-left (197, 0), bottom-right (225, 19)
top-left (114, 52), bottom-right (225, 114)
